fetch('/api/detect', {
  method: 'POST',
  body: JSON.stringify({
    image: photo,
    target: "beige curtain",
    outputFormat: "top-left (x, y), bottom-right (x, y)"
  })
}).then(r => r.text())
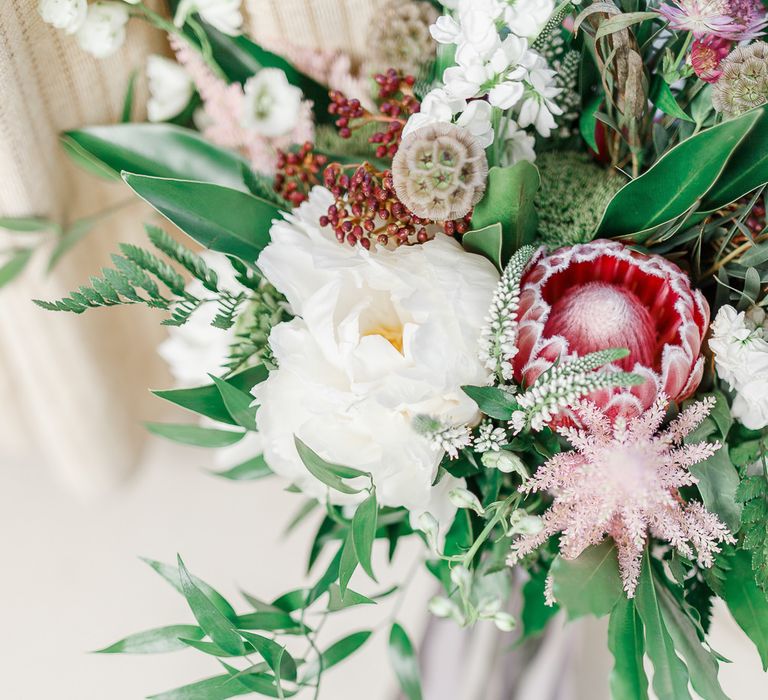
top-left (0, 1), bottom-right (377, 495)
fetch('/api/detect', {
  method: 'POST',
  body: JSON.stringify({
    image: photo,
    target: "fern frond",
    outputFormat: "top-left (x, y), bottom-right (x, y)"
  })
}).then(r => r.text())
top-left (146, 225), bottom-right (219, 292)
top-left (736, 474), bottom-right (768, 596)
top-left (212, 291), bottom-right (246, 330)
top-left (119, 242), bottom-right (187, 296)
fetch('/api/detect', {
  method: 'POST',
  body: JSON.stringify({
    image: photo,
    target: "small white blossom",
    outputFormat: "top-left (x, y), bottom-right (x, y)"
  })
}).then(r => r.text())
top-left (491, 611), bottom-right (517, 631)
top-left (174, 0), bottom-right (243, 36)
top-left (481, 449), bottom-right (528, 477)
top-left (499, 120), bottom-right (536, 166)
top-left (38, 0), bottom-right (87, 34)
top-left (76, 2), bottom-right (129, 59)
top-left (517, 59), bottom-right (563, 137)
top-left (425, 422), bottom-right (473, 459)
top-left (448, 487), bottom-right (486, 515)
top-left (502, 0), bottom-right (555, 40)
top-left (241, 69), bottom-right (303, 138)
top-left (146, 55), bottom-right (194, 123)
top-left (455, 99), bottom-right (495, 147)
top-left (474, 421), bottom-right (507, 452)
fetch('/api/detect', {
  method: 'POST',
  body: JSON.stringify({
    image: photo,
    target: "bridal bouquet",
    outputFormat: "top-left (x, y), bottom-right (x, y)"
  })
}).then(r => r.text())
top-left (37, 0), bottom-right (768, 697)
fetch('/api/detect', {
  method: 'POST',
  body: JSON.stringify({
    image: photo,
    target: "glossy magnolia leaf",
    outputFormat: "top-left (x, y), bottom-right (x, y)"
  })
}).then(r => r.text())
top-left (655, 571), bottom-right (729, 700)
top-left (177, 556), bottom-right (245, 656)
top-left (294, 437), bottom-right (367, 495)
top-left (145, 422), bottom-right (245, 448)
top-left (550, 540), bottom-right (624, 619)
top-left (388, 623), bottom-right (423, 700)
top-left (0, 249), bottom-right (33, 288)
top-left (353, 492), bottom-right (378, 581)
top-left (721, 549), bottom-right (768, 670)
top-left (608, 597), bottom-right (649, 700)
top-left (148, 673), bottom-right (254, 700)
top-left (63, 124), bottom-right (250, 190)
top-left (462, 385), bottom-right (519, 420)
top-left (339, 529), bottom-right (359, 596)
top-left (596, 108), bottom-right (762, 239)
top-left (701, 104), bottom-right (768, 212)
top-left (142, 558), bottom-right (237, 622)
top-left (209, 374), bottom-right (258, 430)
top-left (123, 173), bottom-right (280, 263)
top-left (240, 631), bottom-right (298, 682)
top-left (650, 77), bottom-right (694, 123)
top-left (212, 455), bottom-right (272, 481)
top-left (153, 365), bottom-right (269, 426)
top-left (634, 551), bottom-right (692, 700)
top-left (469, 162), bottom-right (539, 268)
top-left (96, 625), bottom-right (204, 654)
top-left (688, 447), bottom-right (742, 533)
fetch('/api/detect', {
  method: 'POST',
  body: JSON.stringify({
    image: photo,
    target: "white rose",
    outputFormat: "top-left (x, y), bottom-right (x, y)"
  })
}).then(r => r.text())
top-left (76, 2), bottom-right (129, 59)
top-left (253, 187), bottom-right (499, 512)
top-left (38, 0), bottom-right (87, 34)
top-left (732, 380), bottom-right (768, 430)
top-left (174, 0), bottom-right (243, 36)
top-left (158, 252), bottom-right (246, 387)
top-left (146, 55), bottom-right (194, 123)
top-left (241, 69), bottom-right (303, 138)
top-left (710, 305), bottom-right (768, 388)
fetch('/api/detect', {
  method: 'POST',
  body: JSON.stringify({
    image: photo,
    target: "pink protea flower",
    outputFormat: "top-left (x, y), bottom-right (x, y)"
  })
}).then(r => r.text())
top-left (507, 396), bottom-right (735, 597)
top-left (513, 240), bottom-right (708, 421)
top-left (689, 35), bottom-right (732, 82)
top-left (657, 0), bottom-right (767, 41)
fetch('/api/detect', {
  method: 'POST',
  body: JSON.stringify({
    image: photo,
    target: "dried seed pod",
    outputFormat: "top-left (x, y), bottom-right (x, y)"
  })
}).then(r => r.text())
top-left (391, 122), bottom-right (488, 221)
top-left (712, 41), bottom-right (768, 118)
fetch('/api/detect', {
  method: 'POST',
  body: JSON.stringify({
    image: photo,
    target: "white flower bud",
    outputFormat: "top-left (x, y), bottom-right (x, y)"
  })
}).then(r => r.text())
top-left (477, 596), bottom-right (502, 618)
top-left (428, 596), bottom-right (455, 619)
top-left (481, 450), bottom-right (528, 477)
top-left (174, 0), bottom-right (243, 36)
top-left (492, 611), bottom-right (517, 632)
top-left (241, 69), bottom-right (303, 138)
top-left (507, 511), bottom-right (544, 536)
top-left (416, 512), bottom-right (440, 551)
top-left (450, 565), bottom-right (472, 594)
top-left (448, 487), bottom-right (485, 515)
top-left (76, 2), bottom-right (129, 59)
top-left (38, 0), bottom-right (87, 34)
top-left (146, 55), bottom-right (194, 123)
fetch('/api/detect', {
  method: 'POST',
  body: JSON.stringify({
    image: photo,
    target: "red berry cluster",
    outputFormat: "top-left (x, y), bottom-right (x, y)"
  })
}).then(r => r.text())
top-left (274, 142), bottom-right (328, 206)
top-left (319, 163), bottom-right (471, 249)
top-left (328, 69), bottom-right (420, 159)
top-left (744, 196), bottom-right (766, 235)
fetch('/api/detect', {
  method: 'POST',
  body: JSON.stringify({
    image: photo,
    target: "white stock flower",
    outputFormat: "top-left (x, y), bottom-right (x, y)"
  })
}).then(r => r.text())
top-left (455, 99), bottom-right (494, 147)
top-left (502, 0), bottom-right (555, 39)
top-left (174, 0), bottom-right (243, 36)
top-left (38, 0), bottom-right (87, 34)
top-left (499, 120), bottom-right (536, 165)
top-left (146, 55), bottom-right (194, 123)
top-left (76, 2), bottom-right (129, 59)
top-left (158, 252), bottom-right (245, 387)
top-left (517, 59), bottom-right (563, 136)
top-left (710, 304), bottom-right (768, 429)
top-left (241, 69), bottom-right (303, 138)
top-left (253, 187), bottom-right (499, 513)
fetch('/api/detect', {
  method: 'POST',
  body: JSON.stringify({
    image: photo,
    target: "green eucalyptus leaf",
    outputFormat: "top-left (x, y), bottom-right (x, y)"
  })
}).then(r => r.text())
top-left (63, 124), bottom-right (249, 190)
top-left (96, 625), bottom-right (204, 654)
top-left (634, 551), bottom-right (691, 700)
top-left (388, 623), bottom-right (423, 700)
top-left (352, 492), bottom-right (378, 581)
top-left (209, 374), bottom-right (258, 429)
top-left (123, 173), bottom-right (280, 263)
top-left (294, 437), bottom-right (367, 495)
top-left (462, 385), bottom-right (519, 420)
top-left (153, 364), bottom-right (269, 426)
top-left (212, 455), bottom-right (272, 481)
top-left (608, 597), bottom-right (649, 700)
top-left (146, 422), bottom-right (245, 448)
top-left (550, 541), bottom-right (623, 619)
top-left (177, 555), bottom-right (245, 656)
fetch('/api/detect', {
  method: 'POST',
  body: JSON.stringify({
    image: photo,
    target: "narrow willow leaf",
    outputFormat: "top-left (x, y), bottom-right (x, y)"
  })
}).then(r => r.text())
top-left (0, 216), bottom-right (57, 233)
top-left (48, 218), bottom-right (97, 271)
top-left (209, 374), bottom-right (258, 429)
top-left (608, 597), bottom-right (649, 700)
top-left (234, 611), bottom-right (305, 634)
top-left (0, 249), bottom-right (33, 288)
top-left (179, 638), bottom-right (247, 657)
top-left (146, 422), bottom-right (245, 448)
top-left (327, 584), bottom-right (376, 612)
top-left (339, 529), bottom-right (358, 596)
top-left (461, 385), bottom-right (519, 420)
top-left (635, 551), bottom-right (691, 700)
top-left (352, 492), bottom-right (378, 581)
top-left (121, 70), bottom-right (137, 123)
top-left (240, 631), bottom-right (298, 682)
top-left (304, 630), bottom-right (373, 682)
top-left (148, 673), bottom-right (253, 700)
top-left (212, 455), bottom-right (272, 481)
top-left (551, 541), bottom-right (623, 619)
top-left (96, 625), bottom-right (204, 654)
top-left (388, 623), bottom-right (423, 700)
top-left (142, 558), bottom-right (237, 621)
top-left (220, 662), bottom-right (298, 698)
top-left (177, 556), bottom-right (245, 656)
top-left (294, 437), bottom-right (366, 495)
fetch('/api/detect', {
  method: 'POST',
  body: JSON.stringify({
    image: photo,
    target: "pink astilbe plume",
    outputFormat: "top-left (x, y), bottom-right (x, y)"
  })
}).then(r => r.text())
top-left (169, 36), bottom-right (314, 175)
top-left (507, 395), bottom-right (735, 597)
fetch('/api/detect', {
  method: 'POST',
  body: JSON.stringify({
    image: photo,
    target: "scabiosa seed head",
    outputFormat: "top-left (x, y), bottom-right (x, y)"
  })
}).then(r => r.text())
top-left (392, 122), bottom-right (488, 222)
top-left (712, 41), bottom-right (768, 118)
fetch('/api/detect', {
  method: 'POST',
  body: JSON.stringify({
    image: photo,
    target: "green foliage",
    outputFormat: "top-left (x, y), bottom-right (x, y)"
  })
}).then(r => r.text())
top-left (96, 625), bottom-right (204, 654)
top-left (736, 471), bottom-right (768, 593)
top-left (388, 623), bottom-right (423, 700)
top-left (212, 455), bottom-right (272, 481)
top-left (461, 385), bottom-right (519, 421)
top-left (146, 422), bottom-right (245, 448)
top-left (352, 492), bottom-right (379, 581)
top-left (534, 151), bottom-right (625, 247)
top-left (0, 248), bottom-right (33, 289)
top-left (608, 596), bottom-right (649, 700)
top-left (294, 437), bottom-right (369, 495)
top-left (466, 162), bottom-right (540, 269)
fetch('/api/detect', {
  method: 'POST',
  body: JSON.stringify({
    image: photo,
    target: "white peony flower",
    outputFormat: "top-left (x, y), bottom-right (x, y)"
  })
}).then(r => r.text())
top-left (502, 0), bottom-right (555, 39)
top-left (158, 252), bottom-right (246, 387)
top-left (38, 0), bottom-right (87, 34)
top-left (241, 69), bottom-right (303, 138)
top-left (253, 187), bottom-right (499, 513)
top-left (499, 120), bottom-right (536, 165)
top-left (76, 2), bottom-right (129, 59)
top-left (709, 304), bottom-right (768, 429)
top-left (146, 55), bottom-right (194, 123)
top-left (174, 0), bottom-right (243, 36)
